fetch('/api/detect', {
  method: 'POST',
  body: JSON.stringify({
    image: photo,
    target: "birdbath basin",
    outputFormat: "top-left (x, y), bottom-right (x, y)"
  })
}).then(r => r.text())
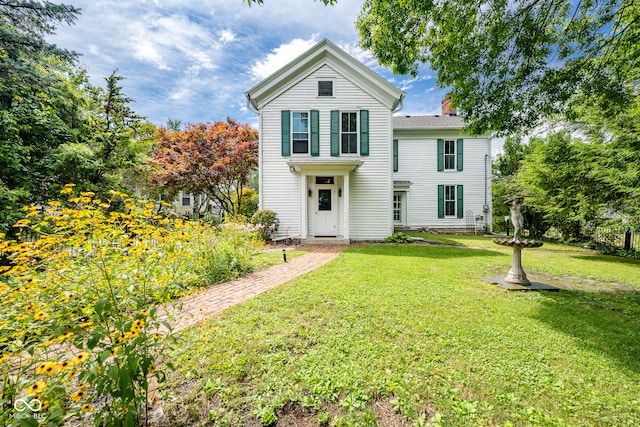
top-left (492, 238), bottom-right (543, 285)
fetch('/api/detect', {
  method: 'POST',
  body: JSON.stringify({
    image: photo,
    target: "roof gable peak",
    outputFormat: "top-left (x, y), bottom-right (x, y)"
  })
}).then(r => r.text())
top-left (245, 38), bottom-right (404, 111)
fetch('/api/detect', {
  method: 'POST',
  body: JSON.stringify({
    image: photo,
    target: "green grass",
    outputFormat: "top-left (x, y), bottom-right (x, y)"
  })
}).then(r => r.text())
top-left (158, 242), bottom-right (640, 426)
top-left (253, 248), bottom-right (310, 269)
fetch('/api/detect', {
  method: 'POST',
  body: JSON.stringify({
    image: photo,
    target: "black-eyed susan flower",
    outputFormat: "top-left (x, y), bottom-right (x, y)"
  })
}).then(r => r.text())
top-left (73, 352), bottom-right (89, 364)
top-left (36, 361), bottom-right (57, 376)
top-left (81, 403), bottom-right (92, 412)
top-left (27, 381), bottom-right (47, 395)
top-left (110, 348), bottom-right (119, 357)
top-left (34, 311), bottom-right (48, 320)
top-left (58, 359), bottom-right (72, 371)
top-left (147, 364), bottom-right (156, 374)
top-left (70, 390), bottom-right (87, 402)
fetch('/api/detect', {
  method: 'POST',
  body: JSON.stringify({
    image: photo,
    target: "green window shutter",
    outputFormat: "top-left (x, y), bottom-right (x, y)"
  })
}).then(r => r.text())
top-left (360, 110), bottom-right (369, 156)
top-left (281, 110), bottom-right (290, 156)
top-left (456, 138), bottom-right (464, 171)
top-left (437, 138), bottom-right (444, 171)
top-left (437, 185), bottom-right (445, 218)
top-left (457, 185), bottom-right (464, 218)
top-left (393, 139), bottom-right (398, 172)
top-left (330, 110), bottom-right (340, 157)
top-left (310, 110), bottom-right (319, 156)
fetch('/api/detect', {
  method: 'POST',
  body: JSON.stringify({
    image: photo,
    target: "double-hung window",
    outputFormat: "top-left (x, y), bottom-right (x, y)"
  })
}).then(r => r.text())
top-left (438, 184), bottom-right (464, 218)
top-left (444, 140), bottom-right (456, 170)
top-left (444, 185), bottom-right (456, 216)
top-left (341, 112), bottom-right (358, 154)
top-left (292, 112), bottom-right (309, 154)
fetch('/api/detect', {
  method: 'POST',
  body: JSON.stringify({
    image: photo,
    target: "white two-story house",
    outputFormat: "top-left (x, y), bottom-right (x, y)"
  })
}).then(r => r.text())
top-left (245, 39), bottom-right (491, 243)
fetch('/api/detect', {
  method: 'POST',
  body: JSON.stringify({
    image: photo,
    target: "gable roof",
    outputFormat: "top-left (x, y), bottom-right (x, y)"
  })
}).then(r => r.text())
top-left (245, 39), bottom-right (405, 112)
top-left (393, 115), bottom-right (465, 130)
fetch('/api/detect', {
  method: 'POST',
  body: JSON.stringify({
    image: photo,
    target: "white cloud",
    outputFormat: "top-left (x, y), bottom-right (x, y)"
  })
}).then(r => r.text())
top-left (250, 36), bottom-right (321, 80)
top-left (132, 38), bottom-right (169, 70)
top-left (218, 30), bottom-right (236, 43)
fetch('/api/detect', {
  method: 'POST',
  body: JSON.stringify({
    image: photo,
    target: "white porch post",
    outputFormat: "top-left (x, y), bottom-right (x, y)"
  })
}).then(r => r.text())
top-left (343, 173), bottom-right (350, 240)
top-left (300, 174), bottom-right (308, 239)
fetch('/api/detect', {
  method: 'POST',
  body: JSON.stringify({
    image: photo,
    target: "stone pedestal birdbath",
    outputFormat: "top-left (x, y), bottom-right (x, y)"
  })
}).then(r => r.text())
top-left (482, 197), bottom-right (558, 291)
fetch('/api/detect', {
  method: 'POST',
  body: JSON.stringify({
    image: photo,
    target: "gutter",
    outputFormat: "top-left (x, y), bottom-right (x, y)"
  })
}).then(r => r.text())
top-left (245, 93), bottom-right (259, 114)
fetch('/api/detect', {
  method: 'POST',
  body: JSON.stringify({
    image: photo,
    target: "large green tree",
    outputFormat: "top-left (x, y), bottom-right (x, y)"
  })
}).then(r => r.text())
top-left (1, 0), bottom-right (81, 232)
top-left (246, 0), bottom-right (638, 136)
top-left (356, 0), bottom-right (638, 135)
top-left (1, 2), bottom-right (153, 235)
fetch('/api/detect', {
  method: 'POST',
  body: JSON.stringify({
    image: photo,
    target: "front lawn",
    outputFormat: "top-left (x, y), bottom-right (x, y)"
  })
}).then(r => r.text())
top-left (159, 240), bottom-right (640, 426)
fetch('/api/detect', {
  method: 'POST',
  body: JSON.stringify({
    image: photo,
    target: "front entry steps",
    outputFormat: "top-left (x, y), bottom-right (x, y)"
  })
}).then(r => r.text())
top-left (304, 237), bottom-right (350, 245)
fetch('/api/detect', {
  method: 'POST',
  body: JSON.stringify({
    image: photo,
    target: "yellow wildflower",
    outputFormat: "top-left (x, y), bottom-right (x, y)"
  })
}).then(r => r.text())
top-left (47, 201), bottom-right (62, 207)
top-left (73, 352), bottom-right (89, 364)
top-left (81, 403), bottom-right (92, 412)
top-left (110, 348), bottom-right (119, 357)
top-left (34, 311), bottom-right (49, 321)
top-left (70, 390), bottom-right (86, 402)
top-left (0, 353), bottom-right (12, 363)
top-left (35, 361), bottom-right (57, 376)
top-left (58, 359), bottom-right (72, 371)
top-left (148, 364), bottom-right (156, 374)
top-left (27, 381), bottom-right (47, 395)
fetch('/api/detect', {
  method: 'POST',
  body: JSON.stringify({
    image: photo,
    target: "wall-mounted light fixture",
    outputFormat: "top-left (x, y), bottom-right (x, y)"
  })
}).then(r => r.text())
top-left (338, 188), bottom-right (342, 197)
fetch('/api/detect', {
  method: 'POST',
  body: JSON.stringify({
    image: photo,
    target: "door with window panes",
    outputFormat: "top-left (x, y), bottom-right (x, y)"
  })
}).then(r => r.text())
top-left (314, 177), bottom-right (337, 236)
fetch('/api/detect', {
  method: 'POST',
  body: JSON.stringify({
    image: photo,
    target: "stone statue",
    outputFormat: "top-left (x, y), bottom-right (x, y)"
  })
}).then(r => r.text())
top-left (505, 196), bottom-right (524, 242)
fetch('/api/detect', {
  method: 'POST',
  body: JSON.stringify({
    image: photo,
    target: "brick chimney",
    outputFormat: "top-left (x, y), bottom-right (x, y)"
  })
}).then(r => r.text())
top-left (442, 97), bottom-right (457, 116)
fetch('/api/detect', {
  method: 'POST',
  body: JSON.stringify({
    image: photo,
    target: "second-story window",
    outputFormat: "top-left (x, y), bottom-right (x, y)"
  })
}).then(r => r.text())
top-left (318, 80), bottom-right (333, 96)
top-left (341, 112), bottom-right (358, 154)
top-left (292, 112), bottom-right (309, 154)
top-left (444, 140), bottom-right (456, 170)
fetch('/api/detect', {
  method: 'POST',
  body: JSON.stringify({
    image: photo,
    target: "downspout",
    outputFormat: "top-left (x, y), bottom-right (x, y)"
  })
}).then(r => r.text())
top-left (245, 93), bottom-right (261, 209)
top-left (484, 154), bottom-right (489, 229)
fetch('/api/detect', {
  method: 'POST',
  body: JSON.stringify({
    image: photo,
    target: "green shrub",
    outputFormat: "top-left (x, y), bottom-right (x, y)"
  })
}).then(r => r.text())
top-left (195, 222), bottom-right (263, 284)
top-left (384, 232), bottom-right (412, 243)
top-left (250, 209), bottom-right (279, 242)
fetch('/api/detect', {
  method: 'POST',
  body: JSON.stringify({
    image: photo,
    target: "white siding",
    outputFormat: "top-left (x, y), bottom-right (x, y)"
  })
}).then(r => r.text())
top-left (260, 64), bottom-right (394, 240)
top-left (394, 131), bottom-right (492, 230)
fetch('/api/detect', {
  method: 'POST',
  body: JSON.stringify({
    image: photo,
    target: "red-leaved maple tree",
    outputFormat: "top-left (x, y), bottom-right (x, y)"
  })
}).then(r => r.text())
top-left (149, 118), bottom-right (258, 217)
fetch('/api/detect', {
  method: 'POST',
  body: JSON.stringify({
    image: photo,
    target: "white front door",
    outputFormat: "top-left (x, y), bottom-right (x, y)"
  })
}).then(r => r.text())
top-left (314, 185), bottom-right (337, 236)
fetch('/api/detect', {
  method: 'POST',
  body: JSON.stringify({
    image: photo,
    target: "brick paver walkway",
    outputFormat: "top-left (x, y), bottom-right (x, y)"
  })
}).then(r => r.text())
top-left (162, 246), bottom-right (345, 332)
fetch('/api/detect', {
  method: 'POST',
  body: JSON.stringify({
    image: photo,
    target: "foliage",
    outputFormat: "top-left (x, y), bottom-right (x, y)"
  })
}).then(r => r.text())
top-left (250, 209), bottom-right (279, 242)
top-left (0, 186), bottom-right (262, 426)
top-left (492, 136), bottom-right (549, 237)
top-left (235, 188), bottom-right (259, 219)
top-left (384, 232), bottom-right (411, 243)
top-left (159, 241), bottom-right (640, 426)
top-left (1, 2), bottom-right (155, 238)
top-left (1, 1), bottom-right (80, 237)
top-left (355, 0), bottom-right (639, 135)
top-left (149, 118), bottom-right (258, 218)
top-left (194, 222), bottom-right (262, 285)
top-left (493, 129), bottom-right (640, 240)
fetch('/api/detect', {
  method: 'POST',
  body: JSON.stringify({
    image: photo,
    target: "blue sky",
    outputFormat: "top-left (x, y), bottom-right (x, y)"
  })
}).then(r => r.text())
top-left (49, 0), bottom-right (448, 128)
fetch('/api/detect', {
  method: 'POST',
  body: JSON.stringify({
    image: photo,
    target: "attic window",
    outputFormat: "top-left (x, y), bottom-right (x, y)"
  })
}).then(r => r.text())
top-left (318, 81), bottom-right (333, 96)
